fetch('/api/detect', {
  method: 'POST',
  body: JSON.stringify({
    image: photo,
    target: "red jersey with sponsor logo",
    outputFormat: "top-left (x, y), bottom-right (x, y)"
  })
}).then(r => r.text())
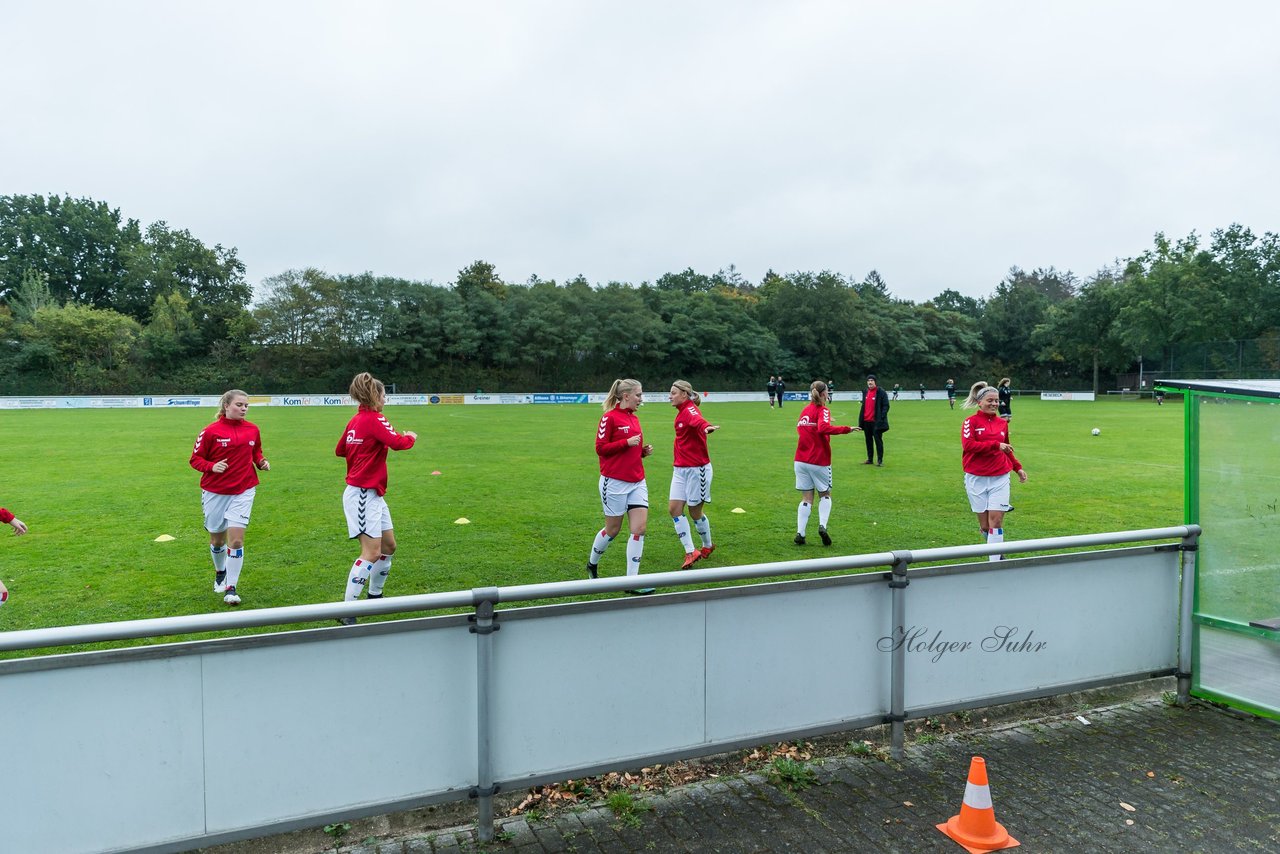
top-left (596, 406), bottom-right (645, 482)
top-left (672, 400), bottom-right (712, 467)
top-left (189, 416), bottom-right (265, 495)
top-left (961, 411), bottom-right (1022, 476)
top-left (336, 406), bottom-right (416, 496)
top-left (794, 403), bottom-right (853, 466)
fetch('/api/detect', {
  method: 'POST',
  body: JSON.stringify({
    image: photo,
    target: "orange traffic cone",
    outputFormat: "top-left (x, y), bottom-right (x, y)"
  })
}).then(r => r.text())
top-left (936, 756), bottom-right (1020, 853)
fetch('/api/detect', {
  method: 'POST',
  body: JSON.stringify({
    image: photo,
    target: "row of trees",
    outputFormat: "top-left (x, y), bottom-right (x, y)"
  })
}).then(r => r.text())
top-left (2, 194), bottom-right (1279, 394)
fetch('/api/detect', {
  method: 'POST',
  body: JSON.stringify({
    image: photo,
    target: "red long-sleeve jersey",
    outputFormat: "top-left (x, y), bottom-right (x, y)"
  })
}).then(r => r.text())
top-left (189, 416), bottom-right (265, 495)
top-left (961, 411), bottom-right (1023, 476)
top-left (596, 406), bottom-right (645, 482)
top-left (672, 400), bottom-right (712, 467)
top-left (794, 403), bottom-right (853, 466)
top-left (336, 406), bottom-right (416, 496)
top-left (0, 508), bottom-right (13, 524)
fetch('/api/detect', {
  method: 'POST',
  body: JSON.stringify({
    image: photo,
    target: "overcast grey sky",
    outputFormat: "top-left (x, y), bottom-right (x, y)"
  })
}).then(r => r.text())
top-left (3, 1), bottom-right (1277, 303)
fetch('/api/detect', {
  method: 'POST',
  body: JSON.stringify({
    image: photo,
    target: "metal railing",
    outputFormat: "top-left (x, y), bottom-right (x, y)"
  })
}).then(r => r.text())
top-left (0, 526), bottom-right (1199, 853)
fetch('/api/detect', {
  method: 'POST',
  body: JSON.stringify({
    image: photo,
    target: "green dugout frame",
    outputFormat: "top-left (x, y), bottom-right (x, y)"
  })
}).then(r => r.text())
top-left (1159, 379), bottom-right (1280, 720)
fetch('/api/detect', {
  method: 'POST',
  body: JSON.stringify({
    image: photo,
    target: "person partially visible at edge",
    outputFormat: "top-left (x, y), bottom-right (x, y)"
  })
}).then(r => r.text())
top-left (859, 374), bottom-right (891, 467)
top-left (668, 380), bottom-right (720, 570)
top-left (0, 505), bottom-right (29, 607)
top-left (962, 382), bottom-right (1027, 562)
top-left (336, 372), bottom-right (417, 623)
top-left (775, 376), bottom-right (787, 408)
top-left (793, 380), bottom-right (855, 548)
top-left (587, 378), bottom-right (655, 594)
top-left (945, 378), bottom-right (957, 409)
top-left (997, 377), bottom-right (1013, 420)
top-left (189, 389), bottom-right (269, 607)
top-left (767, 375), bottom-right (778, 408)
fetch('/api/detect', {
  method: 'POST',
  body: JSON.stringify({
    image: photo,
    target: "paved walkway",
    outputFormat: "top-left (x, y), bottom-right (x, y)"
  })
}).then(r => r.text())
top-left (277, 697), bottom-right (1280, 854)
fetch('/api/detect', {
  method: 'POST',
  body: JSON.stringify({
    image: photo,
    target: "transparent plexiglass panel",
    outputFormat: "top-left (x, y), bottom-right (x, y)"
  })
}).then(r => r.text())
top-left (1195, 396), bottom-right (1280, 626)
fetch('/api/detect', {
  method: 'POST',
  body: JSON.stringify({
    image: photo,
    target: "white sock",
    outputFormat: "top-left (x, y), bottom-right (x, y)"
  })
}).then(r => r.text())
top-left (987, 528), bottom-right (1004, 562)
top-left (210, 545), bottom-right (227, 573)
top-left (797, 501), bottom-right (811, 535)
top-left (817, 496), bottom-right (832, 528)
top-left (626, 534), bottom-right (644, 577)
top-left (225, 547), bottom-right (244, 588)
top-left (694, 516), bottom-right (712, 547)
top-left (345, 558), bottom-right (370, 601)
top-left (672, 516), bottom-right (695, 554)
top-left (589, 529), bottom-right (615, 567)
top-left (368, 554), bottom-right (392, 595)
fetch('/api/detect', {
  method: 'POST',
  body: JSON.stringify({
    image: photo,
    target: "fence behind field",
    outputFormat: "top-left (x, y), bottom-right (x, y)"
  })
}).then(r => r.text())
top-left (0, 526), bottom-right (1198, 854)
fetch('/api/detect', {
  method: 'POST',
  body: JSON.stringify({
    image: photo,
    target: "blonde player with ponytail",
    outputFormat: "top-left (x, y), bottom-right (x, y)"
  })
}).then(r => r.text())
top-left (668, 380), bottom-right (719, 569)
top-left (961, 382), bottom-right (1027, 561)
top-left (586, 378), bottom-right (654, 593)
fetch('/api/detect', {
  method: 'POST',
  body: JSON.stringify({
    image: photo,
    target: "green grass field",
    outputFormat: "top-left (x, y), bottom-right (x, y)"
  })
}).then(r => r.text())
top-left (0, 396), bottom-right (1185, 647)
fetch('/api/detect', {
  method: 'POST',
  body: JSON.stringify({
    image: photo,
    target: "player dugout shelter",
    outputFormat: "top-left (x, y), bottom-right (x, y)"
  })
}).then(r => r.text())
top-left (1158, 379), bottom-right (1280, 720)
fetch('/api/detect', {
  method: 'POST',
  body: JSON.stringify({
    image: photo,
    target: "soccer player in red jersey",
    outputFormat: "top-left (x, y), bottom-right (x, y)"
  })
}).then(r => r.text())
top-left (0, 505), bottom-right (28, 606)
top-left (587, 378), bottom-right (654, 593)
top-left (336, 372), bottom-right (417, 620)
top-left (793, 380), bottom-right (855, 547)
top-left (961, 382), bottom-right (1028, 561)
top-left (189, 389), bottom-right (269, 606)
top-left (668, 380), bottom-right (720, 569)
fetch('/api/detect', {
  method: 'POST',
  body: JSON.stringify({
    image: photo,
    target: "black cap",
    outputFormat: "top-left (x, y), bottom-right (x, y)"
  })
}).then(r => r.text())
top-left (867, 374), bottom-right (877, 381)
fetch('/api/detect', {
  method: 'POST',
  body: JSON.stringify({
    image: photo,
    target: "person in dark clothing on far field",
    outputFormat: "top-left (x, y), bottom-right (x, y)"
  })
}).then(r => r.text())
top-left (859, 375), bottom-right (891, 466)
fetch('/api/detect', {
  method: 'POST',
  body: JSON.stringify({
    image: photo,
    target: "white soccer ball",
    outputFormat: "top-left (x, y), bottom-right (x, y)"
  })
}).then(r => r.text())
top-left (1091, 428), bottom-right (1101, 436)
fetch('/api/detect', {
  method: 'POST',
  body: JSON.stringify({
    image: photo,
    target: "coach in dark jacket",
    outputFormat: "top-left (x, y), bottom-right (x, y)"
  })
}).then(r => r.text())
top-left (858, 375), bottom-right (891, 466)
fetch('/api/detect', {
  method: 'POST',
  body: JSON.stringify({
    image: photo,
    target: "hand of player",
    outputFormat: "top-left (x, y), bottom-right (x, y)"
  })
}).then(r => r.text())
top-left (706, 424), bottom-right (720, 434)
top-left (627, 435), bottom-right (642, 447)
top-left (641, 443), bottom-right (654, 457)
top-left (212, 459), bottom-right (229, 473)
top-left (853, 426), bottom-right (863, 432)
top-left (405, 431), bottom-right (418, 440)
top-left (257, 459), bottom-right (271, 471)
top-left (9, 517), bottom-right (28, 535)
top-left (1017, 469), bottom-right (1028, 483)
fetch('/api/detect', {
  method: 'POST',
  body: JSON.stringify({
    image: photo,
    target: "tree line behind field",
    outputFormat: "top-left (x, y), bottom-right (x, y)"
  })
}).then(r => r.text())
top-left (3, 193), bottom-right (1279, 395)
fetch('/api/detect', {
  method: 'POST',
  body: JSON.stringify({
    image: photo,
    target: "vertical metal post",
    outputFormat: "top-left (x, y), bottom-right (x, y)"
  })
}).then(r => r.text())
top-left (888, 551), bottom-right (911, 760)
top-left (469, 591), bottom-right (501, 842)
top-left (1177, 527), bottom-right (1200, 704)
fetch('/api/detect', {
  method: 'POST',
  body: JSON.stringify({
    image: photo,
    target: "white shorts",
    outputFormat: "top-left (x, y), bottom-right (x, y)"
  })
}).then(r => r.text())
top-left (599, 476), bottom-right (648, 517)
top-left (669, 464), bottom-right (712, 506)
top-left (344, 485), bottom-right (394, 539)
top-left (202, 488), bottom-right (255, 533)
top-left (965, 473), bottom-right (1012, 513)
top-left (794, 461), bottom-right (832, 493)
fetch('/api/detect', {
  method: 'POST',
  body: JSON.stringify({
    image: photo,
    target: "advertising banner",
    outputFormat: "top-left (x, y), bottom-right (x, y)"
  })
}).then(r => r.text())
top-left (465, 394), bottom-right (533, 405)
top-left (143, 396), bottom-right (219, 407)
top-left (1040, 392), bottom-right (1096, 401)
top-left (533, 394), bottom-right (590, 404)
top-left (271, 395), bottom-right (350, 407)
